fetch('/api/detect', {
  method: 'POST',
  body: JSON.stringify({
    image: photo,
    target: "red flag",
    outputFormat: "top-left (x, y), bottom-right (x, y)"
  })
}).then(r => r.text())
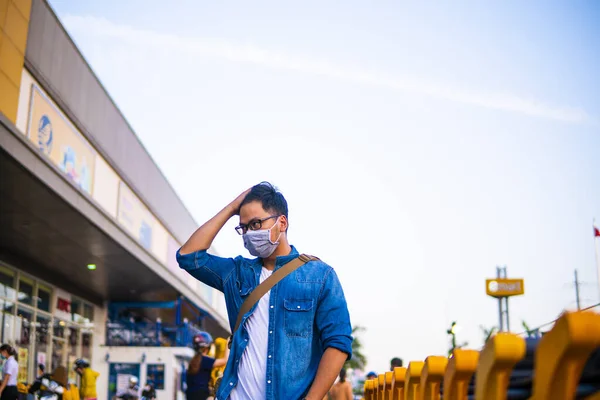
top-left (595, 226), bottom-right (600, 237)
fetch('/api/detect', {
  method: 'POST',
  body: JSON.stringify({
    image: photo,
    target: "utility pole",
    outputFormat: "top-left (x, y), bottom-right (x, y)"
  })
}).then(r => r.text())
top-left (496, 266), bottom-right (510, 331)
top-left (574, 269), bottom-right (581, 310)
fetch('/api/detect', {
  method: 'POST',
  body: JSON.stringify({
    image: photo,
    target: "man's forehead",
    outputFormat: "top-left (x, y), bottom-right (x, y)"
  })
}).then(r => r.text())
top-left (239, 202), bottom-right (270, 223)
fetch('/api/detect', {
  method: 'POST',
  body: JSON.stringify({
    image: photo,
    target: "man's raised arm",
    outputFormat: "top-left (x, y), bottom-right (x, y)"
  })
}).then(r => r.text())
top-left (177, 188), bottom-right (250, 291)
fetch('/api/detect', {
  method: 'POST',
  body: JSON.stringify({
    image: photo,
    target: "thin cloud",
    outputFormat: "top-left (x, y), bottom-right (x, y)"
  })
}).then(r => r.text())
top-left (62, 14), bottom-right (591, 124)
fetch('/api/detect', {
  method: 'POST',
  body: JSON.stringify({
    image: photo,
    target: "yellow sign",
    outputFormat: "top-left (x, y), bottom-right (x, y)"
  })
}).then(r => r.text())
top-left (27, 85), bottom-right (96, 195)
top-left (486, 278), bottom-right (525, 297)
top-left (17, 347), bottom-right (28, 383)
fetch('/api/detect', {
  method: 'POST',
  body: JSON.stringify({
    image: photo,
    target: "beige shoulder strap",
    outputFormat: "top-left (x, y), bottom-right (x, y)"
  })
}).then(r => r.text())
top-left (232, 254), bottom-right (319, 335)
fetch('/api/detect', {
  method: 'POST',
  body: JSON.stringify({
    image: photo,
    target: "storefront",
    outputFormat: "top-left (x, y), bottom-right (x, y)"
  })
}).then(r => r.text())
top-left (0, 261), bottom-right (98, 385)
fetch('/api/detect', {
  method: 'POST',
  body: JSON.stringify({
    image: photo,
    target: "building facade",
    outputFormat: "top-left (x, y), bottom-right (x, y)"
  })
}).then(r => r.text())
top-left (0, 0), bottom-right (228, 398)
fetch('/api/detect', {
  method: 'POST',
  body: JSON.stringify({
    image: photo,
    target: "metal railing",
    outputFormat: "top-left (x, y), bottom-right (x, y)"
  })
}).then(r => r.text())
top-left (105, 319), bottom-right (207, 348)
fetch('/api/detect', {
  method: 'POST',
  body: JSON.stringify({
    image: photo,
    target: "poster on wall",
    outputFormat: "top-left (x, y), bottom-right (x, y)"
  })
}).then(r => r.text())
top-left (117, 182), bottom-right (154, 251)
top-left (146, 364), bottom-right (165, 390)
top-left (17, 348), bottom-right (28, 383)
top-left (26, 86), bottom-right (96, 195)
top-left (116, 182), bottom-right (170, 265)
top-left (108, 363), bottom-right (140, 400)
top-left (37, 352), bottom-right (46, 369)
top-left (53, 288), bottom-right (72, 322)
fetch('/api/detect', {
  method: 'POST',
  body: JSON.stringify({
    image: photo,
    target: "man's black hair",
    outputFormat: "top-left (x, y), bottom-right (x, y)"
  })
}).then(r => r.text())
top-left (240, 182), bottom-right (288, 219)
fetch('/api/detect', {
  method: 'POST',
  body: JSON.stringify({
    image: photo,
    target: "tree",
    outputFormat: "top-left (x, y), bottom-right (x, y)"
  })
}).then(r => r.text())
top-left (522, 320), bottom-right (540, 339)
top-left (345, 325), bottom-right (367, 371)
top-left (447, 321), bottom-right (468, 356)
top-left (479, 325), bottom-right (497, 345)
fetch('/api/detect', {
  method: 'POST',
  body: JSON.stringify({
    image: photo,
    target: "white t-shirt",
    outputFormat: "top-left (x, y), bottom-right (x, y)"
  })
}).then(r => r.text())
top-left (229, 267), bottom-right (273, 400)
top-left (2, 356), bottom-right (18, 386)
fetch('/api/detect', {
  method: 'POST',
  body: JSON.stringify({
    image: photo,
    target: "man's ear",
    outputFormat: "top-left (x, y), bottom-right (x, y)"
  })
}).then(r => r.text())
top-left (280, 215), bottom-right (288, 233)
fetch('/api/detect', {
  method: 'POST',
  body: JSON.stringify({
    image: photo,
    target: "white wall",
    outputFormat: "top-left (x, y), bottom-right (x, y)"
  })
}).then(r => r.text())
top-left (94, 346), bottom-right (194, 400)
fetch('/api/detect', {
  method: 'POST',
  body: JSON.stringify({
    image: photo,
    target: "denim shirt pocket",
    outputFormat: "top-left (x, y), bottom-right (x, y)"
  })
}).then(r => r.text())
top-left (236, 279), bottom-right (253, 298)
top-left (283, 299), bottom-right (314, 337)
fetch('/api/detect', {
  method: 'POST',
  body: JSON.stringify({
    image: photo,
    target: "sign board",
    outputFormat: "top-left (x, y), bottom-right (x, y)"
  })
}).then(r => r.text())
top-left (486, 278), bottom-right (525, 298)
top-left (17, 347), bottom-right (28, 383)
top-left (27, 86), bottom-right (96, 195)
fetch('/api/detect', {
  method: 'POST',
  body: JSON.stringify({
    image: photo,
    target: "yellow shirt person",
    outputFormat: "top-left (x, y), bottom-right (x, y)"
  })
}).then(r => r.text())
top-left (74, 359), bottom-right (99, 400)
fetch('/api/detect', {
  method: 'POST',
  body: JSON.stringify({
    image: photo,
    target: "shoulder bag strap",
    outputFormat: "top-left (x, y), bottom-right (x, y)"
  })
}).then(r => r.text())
top-left (230, 254), bottom-right (319, 343)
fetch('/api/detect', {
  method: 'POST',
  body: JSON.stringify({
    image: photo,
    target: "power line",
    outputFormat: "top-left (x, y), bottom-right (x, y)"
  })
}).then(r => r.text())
top-left (514, 303), bottom-right (600, 337)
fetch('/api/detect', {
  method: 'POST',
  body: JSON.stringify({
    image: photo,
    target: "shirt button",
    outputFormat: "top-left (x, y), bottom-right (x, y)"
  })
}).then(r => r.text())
top-left (270, 305), bottom-right (274, 309)
top-left (230, 383), bottom-right (233, 386)
top-left (268, 355), bottom-right (271, 358)
top-left (267, 380), bottom-right (271, 384)
top-left (297, 306), bottom-right (301, 309)
top-left (269, 331), bottom-right (273, 334)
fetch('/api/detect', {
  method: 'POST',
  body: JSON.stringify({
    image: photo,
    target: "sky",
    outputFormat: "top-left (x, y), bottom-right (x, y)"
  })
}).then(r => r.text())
top-left (49, 0), bottom-right (600, 374)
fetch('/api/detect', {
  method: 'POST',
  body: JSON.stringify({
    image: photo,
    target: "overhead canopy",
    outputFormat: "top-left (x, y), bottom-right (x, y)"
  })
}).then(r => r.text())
top-left (0, 115), bottom-right (229, 334)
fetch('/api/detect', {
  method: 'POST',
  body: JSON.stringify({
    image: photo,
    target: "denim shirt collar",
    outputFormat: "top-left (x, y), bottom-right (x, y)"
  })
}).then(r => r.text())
top-left (251, 245), bottom-right (299, 272)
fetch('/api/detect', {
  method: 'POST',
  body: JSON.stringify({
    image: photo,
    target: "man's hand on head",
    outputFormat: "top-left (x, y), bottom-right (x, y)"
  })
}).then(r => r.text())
top-left (228, 188), bottom-right (252, 216)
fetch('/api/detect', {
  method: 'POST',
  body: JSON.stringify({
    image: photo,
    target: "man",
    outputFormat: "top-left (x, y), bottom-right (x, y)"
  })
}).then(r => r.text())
top-left (114, 376), bottom-right (140, 400)
top-left (390, 358), bottom-right (403, 371)
top-left (74, 358), bottom-right (100, 400)
top-left (177, 182), bottom-right (353, 400)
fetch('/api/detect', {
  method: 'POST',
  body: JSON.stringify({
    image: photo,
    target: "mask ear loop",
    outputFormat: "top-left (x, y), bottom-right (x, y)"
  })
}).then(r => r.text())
top-left (269, 217), bottom-right (282, 245)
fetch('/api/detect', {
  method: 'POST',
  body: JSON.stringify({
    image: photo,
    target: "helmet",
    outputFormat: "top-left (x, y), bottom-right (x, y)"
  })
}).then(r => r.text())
top-left (74, 358), bottom-right (89, 369)
top-left (129, 376), bottom-right (139, 385)
top-left (192, 332), bottom-right (212, 351)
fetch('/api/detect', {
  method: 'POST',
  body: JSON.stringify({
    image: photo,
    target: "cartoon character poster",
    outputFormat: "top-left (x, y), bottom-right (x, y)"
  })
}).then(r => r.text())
top-left (27, 86), bottom-right (96, 196)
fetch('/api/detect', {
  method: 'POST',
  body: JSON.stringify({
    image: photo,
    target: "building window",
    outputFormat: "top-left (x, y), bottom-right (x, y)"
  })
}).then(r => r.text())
top-left (16, 306), bottom-right (33, 346)
top-left (37, 285), bottom-right (51, 312)
top-left (53, 319), bottom-right (66, 339)
top-left (18, 277), bottom-right (34, 306)
top-left (0, 264), bottom-right (97, 382)
top-left (146, 364), bottom-right (165, 390)
top-left (0, 267), bottom-right (16, 301)
top-left (35, 314), bottom-right (50, 371)
top-left (81, 332), bottom-right (92, 360)
top-left (83, 303), bottom-right (94, 323)
top-left (0, 299), bottom-right (15, 344)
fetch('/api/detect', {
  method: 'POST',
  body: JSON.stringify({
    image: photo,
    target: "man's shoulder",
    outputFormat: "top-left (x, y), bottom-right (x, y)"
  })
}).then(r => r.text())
top-left (301, 253), bottom-right (333, 269)
top-left (293, 255), bottom-right (334, 282)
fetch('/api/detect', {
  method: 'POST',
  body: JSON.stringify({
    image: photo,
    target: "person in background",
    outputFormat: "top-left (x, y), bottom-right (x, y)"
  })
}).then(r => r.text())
top-left (74, 358), bottom-right (99, 400)
top-left (37, 364), bottom-right (45, 378)
top-left (140, 381), bottom-right (156, 400)
top-left (52, 366), bottom-right (80, 400)
top-left (28, 363), bottom-right (54, 398)
top-left (186, 334), bottom-right (229, 400)
top-left (365, 371), bottom-right (377, 381)
top-left (328, 368), bottom-right (353, 400)
top-left (0, 344), bottom-right (18, 400)
top-left (30, 366), bottom-right (79, 400)
top-left (114, 376), bottom-right (140, 400)
top-left (390, 357), bottom-right (403, 371)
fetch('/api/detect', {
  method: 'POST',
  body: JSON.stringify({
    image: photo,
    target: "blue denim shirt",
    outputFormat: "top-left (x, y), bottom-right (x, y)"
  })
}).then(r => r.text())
top-left (177, 246), bottom-right (353, 400)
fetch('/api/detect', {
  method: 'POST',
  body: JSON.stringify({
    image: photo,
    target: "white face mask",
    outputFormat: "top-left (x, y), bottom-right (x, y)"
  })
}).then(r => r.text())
top-left (242, 217), bottom-right (282, 258)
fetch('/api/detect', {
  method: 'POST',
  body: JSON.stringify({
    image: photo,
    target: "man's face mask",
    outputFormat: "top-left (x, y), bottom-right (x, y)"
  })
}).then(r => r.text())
top-left (243, 216), bottom-right (282, 258)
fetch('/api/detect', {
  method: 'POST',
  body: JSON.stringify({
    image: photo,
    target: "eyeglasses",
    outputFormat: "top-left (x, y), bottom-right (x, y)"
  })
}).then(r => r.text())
top-left (235, 215), bottom-right (280, 235)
